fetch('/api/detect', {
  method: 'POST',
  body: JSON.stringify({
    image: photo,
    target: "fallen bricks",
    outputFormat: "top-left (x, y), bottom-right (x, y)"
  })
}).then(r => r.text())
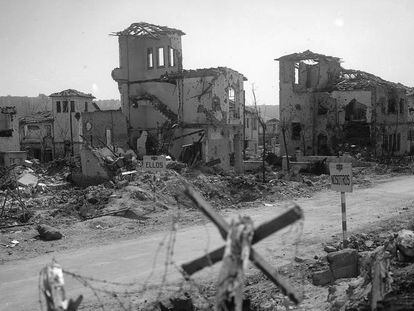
top-left (312, 248), bottom-right (358, 286)
top-left (327, 248), bottom-right (359, 280)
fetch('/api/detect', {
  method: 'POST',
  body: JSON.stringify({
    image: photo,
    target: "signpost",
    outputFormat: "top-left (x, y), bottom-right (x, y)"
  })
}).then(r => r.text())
top-left (141, 155), bottom-right (166, 171)
top-left (329, 162), bottom-right (353, 247)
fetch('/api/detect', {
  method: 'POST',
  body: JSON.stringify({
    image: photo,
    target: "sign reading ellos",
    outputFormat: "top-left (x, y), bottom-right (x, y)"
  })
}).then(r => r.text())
top-left (329, 162), bottom-right (353, 193)
top-left (142, 155), bottom-right (166, 171)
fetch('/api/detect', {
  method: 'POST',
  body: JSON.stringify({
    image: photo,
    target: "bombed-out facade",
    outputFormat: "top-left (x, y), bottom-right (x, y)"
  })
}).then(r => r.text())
top-left (277, 50), bottom-right (413, 157)
top-left (49, 89), bottom-right (99, 157)
top-left (112, 23), bottom-right (246, 170)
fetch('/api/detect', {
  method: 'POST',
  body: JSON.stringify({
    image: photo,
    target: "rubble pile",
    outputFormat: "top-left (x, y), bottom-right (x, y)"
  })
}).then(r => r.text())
top-left (1, 158), bottom-right (400, 229)
top-left (315, 229), bottom-right (414, 310)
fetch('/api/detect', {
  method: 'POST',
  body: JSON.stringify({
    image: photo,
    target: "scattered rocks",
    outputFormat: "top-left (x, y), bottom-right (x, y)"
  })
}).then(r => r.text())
top-left (396, 229), bottom-right (414, 260)
top-left (324, 245), bottom-right (338, 253)
top-left (37, 224), bottom-right (62, 241)
top-left (294, 256), bottom-right (305, 263)
top-left (312, 269), bottom-right (334, 286)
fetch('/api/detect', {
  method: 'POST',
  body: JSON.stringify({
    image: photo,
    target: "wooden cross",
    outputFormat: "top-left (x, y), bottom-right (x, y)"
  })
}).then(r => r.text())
top-left (182, 186), bottom-right (303, 309)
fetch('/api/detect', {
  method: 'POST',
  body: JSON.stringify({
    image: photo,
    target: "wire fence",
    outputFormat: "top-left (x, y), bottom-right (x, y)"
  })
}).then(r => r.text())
top-left (38, 198), bottom-right (305, 311)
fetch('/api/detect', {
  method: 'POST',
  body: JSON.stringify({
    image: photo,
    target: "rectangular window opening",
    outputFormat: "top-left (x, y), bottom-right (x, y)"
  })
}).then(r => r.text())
top-left (84, 102), bottom-right (88, 112)
top-left (0, 113), bottom-right (12, 136)
top-left (147, 48), bottom-right (154, 69)
top-left (294, 62), bottom-right (299, 85)
top-left (228, 87), bottom-right (235, 102)
top-left (291, 122), bottom-right (301, 140)
top-left (168, 47), bottom-right (175, 67)
top-left (253, 119), bottom-right (257, 130)
top-left (388, 98), bottom-right (397, 114)
top-left (157, 47), bottom-right (165, 67)
top-left (399, 98), bottom-right (405, 114)
top-left (70, 101), bottom-right (75, 112)
top-left (63, 101), bottom-right (68, 113)
top-left (56, 101), bottom-right (61, 113)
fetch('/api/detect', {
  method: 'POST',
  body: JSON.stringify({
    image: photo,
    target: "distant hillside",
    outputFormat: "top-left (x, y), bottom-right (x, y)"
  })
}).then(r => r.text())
top-left (246, 105), bottom-right (279, 122)
top-left (0, 94), bottom-right (51, 117)
top-left (96, 99), bottom-right (121, 110)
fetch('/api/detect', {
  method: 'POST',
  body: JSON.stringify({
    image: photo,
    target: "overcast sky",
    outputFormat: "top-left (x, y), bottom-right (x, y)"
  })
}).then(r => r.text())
top-left (1, 0), bottom-right (413, 106)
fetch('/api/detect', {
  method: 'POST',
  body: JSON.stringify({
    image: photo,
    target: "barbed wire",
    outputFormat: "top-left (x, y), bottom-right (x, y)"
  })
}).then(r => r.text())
top-left (38, 184), bottom-right (306, 310)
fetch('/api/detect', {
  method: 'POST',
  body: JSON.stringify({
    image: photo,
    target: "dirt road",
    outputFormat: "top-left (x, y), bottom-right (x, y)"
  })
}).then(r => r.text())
top-left (1, 175), bottom-right (414, 310)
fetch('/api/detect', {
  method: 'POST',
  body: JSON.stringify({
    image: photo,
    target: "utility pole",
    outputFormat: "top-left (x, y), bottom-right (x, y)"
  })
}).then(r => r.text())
top-left (68, 99), bottom-right (74, 157)
top-left (281, 120), bottom-right (290, 173)
top-left (252, 85), bottom-right (266, 183)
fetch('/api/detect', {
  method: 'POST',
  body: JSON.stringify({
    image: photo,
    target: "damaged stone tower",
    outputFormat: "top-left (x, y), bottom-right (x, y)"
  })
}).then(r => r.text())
top-left (112, 22), bottom-right (246, 171)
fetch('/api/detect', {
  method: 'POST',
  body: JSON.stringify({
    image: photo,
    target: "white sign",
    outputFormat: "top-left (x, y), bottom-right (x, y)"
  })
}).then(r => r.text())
top-left (329, 162), bottom-right (353, 193)
top-left (142, 155), bottom-right (166, 171)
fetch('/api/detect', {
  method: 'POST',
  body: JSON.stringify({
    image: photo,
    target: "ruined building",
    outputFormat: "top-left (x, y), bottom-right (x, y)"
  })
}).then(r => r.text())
top-left (111, 22), bottom-right (246, 170)
top-left (19, 111), bottom-right (54, 162)
top-left (49, 89), bottom-right (99, 157)
top-left (277, 50), bottom-right (413, 157)
top-left (244, 106), bottom-right (259, 156)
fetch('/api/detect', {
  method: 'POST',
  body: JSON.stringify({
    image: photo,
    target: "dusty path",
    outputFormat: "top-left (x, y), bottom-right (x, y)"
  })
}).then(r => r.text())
top-left (1, 175), bottom-right (414, 310)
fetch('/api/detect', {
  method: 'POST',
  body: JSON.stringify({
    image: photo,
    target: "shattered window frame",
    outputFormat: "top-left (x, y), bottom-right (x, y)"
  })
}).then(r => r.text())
top-left (157, 47), bottom-right (165, 68)
top-left (147, 48), bottom-right (154, 69)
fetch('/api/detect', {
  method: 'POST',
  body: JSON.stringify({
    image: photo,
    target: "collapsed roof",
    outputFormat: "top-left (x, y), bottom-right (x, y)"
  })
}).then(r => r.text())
top-left (20, 111), bottom-right (53, 124)
top-left (161, 67), bottom-right (247, 81)
top-left (277, 50), bottom-right (413, 92)
top-left (49, 89), bottom-right (95, 99)
top-left (275, 50), bottom-right (341, 63)
top-left (112, 22), bottom-right (185, 38)
top-left (335, 69), bottom-right (412, 92)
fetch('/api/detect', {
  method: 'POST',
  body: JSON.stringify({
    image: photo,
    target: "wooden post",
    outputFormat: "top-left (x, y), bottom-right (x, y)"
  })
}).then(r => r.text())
top-left (216, 216), bottom-right (254, 311)
top-left (40, 261), bottom-right (83, 311)
top-left (262, 124), bottom-right (266, 183)
top-left (341, 192), bottom-right (347, 247)
top-left (281, 125), bottom-right (290, 172)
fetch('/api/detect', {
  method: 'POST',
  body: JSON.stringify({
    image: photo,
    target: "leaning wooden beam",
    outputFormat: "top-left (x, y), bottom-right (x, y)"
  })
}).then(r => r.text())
top-left (183, 185), bottom-right (302, 305)
top-left (184, 185), bottom-right (230, 239)
top-left (182, 205), bottom-right (303, 275)
top-left (249, 248), bottom-right (301, 304)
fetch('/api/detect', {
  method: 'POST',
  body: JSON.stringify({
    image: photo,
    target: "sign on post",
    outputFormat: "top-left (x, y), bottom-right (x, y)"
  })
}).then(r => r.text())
top-left (329, 162), bottom-right (353, 247)
top-left (329, 162), bottom-right (353, 193)
top-left (142, 155), bottom-right (166, 171)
